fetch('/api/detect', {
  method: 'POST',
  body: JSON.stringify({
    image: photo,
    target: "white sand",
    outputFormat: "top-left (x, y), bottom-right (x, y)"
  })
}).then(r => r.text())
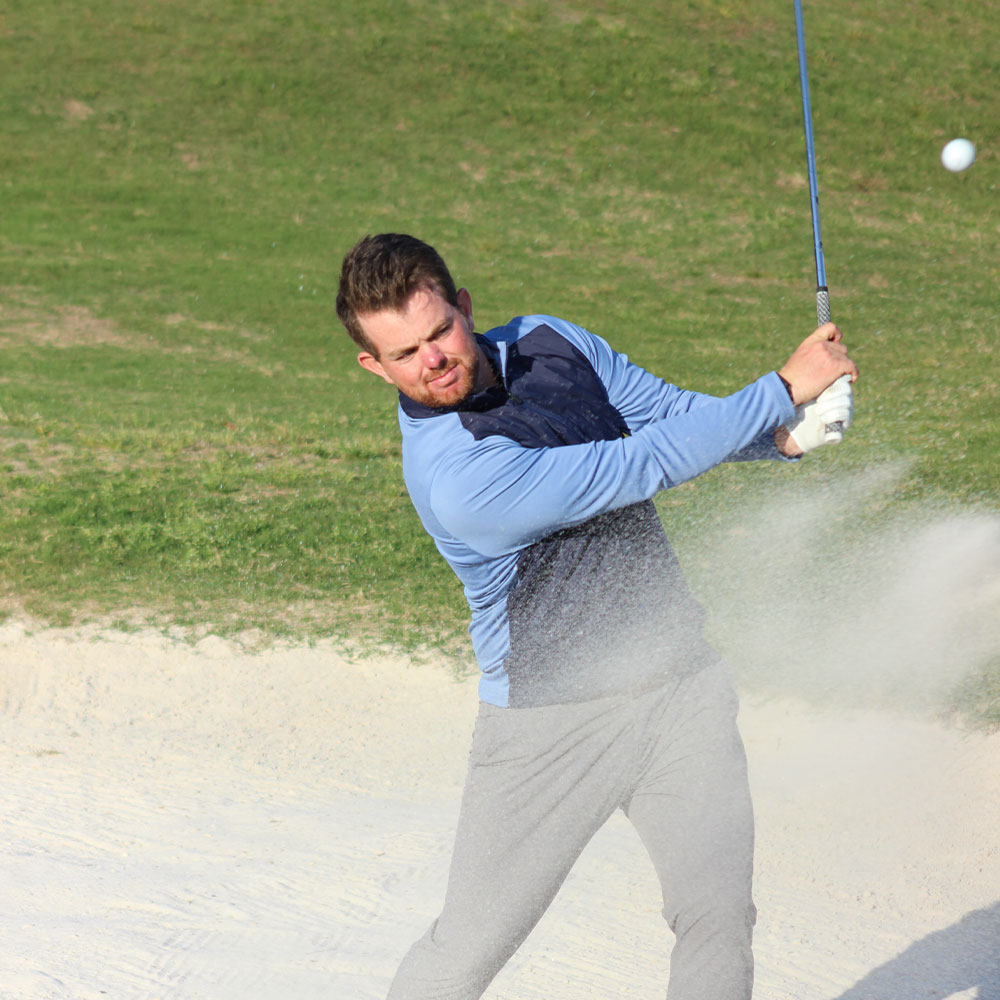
top-left (2, 622), bottom-right (998, 999)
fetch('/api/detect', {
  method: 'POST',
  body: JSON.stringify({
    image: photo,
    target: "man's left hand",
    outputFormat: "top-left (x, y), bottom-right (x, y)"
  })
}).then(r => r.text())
top-left (777, 376), bottom-right (854, 456)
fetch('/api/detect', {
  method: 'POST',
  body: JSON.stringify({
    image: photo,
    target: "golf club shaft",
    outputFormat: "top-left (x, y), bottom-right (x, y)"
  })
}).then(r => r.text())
top-left (794, 0), bottom-right (829, 327)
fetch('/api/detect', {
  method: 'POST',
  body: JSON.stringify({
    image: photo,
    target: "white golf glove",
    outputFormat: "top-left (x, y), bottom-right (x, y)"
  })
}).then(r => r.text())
top-left (785, 375), bottom-right (853, 452)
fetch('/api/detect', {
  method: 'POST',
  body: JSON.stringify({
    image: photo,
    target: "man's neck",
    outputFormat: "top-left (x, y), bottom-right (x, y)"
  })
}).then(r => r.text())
top-left (475, 342), bottom-right (501, 392)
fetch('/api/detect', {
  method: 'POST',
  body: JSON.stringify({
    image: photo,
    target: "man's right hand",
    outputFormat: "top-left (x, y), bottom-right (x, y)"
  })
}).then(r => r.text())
top-left (777, 323), bottom-right (859, 406)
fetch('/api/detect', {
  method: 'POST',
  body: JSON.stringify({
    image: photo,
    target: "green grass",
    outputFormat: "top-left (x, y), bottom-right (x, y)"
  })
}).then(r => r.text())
top-left (1, 0), bottom-right (998, 714)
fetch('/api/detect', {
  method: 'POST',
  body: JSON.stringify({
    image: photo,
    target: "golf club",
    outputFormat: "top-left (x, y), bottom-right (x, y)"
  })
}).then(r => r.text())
top-left (794, 0), bottom-right (851, 436)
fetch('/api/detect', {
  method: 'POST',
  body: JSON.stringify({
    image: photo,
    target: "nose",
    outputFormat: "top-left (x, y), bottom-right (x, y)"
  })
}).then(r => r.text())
top-left (422, 343), bottom-right (447, 369)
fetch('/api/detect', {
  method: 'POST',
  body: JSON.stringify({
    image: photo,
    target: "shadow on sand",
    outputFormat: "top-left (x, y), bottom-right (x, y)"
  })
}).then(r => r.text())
top-left (834, 901), bottom-right (1000, 1000)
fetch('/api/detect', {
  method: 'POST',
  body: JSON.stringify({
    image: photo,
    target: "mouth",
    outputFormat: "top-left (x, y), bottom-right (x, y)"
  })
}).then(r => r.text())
top-left (427, 364), bottom-right (459, 387)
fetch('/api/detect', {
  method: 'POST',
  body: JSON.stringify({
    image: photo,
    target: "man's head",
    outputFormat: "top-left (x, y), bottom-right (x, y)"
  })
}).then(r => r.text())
top-left (336, 233), bottom-right (459, 353)
top-left (336, 233), bottom-right (493, 409)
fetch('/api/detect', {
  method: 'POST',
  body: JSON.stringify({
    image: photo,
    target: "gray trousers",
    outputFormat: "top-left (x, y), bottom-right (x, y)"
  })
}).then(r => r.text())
top-left (387, 659), bottom-right (756, 1000)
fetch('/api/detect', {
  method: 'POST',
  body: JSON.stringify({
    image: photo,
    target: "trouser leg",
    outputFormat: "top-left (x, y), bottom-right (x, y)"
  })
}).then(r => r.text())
top-left (387, 698), bottom-right (634, 1000)
top-left (624, 661), bottom-right (757, 1000)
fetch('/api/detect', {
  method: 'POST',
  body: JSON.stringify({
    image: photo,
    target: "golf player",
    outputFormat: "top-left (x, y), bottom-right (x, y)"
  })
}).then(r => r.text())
top-left (336, 232), bottom-right (858, 1000)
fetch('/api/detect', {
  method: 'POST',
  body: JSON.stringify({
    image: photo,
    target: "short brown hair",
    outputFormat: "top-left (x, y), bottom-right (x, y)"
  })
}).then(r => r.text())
top-left (336, 233), bottom-right (458, 355)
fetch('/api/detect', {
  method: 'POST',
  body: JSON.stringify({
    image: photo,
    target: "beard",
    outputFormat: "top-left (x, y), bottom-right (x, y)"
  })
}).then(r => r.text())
top-left (406, 350), bottom-right (482, 410)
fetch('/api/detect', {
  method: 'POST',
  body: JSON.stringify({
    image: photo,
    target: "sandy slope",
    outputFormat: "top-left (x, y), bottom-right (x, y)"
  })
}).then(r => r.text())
top-left (1, 623), bottom-right (998, 1000)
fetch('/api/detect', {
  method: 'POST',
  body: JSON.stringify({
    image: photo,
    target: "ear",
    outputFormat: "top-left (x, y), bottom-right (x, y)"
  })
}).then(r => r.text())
top-left (457, 287), bottom-right (474, 331)
top-left (357, 351), bottom-right (394, 384)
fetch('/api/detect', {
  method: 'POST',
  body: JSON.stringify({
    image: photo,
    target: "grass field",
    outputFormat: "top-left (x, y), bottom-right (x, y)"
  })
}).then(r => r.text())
top-left (1, 1), bottom-right (997, 714)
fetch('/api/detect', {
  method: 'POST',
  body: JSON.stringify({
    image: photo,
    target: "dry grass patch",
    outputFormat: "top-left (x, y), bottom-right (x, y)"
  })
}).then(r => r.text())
top-left (0, 292), bottom-right (139, 350)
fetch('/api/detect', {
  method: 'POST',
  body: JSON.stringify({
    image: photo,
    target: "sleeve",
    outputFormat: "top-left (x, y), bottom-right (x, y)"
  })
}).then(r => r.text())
top-left (536, 315), bottom-right (793, 463)
top-left (429, 370), bottom-right (796, 558)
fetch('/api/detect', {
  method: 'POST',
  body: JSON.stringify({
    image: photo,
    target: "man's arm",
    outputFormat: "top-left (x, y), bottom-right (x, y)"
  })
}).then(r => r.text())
top-left (577, 317), bottom-right (859, 458)
top-left (429, 371), bottom-right (795, 559)
top-left (539, 316), bottom-right (857, 461)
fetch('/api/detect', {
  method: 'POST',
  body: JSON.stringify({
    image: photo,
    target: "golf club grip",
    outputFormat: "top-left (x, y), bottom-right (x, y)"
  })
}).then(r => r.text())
top-left (816, 288), bottom-right (831, 327)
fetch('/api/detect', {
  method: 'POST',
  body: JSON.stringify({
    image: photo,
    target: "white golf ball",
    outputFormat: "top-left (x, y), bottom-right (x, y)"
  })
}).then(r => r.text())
top-left (941, 138), bottom-right (976, 172)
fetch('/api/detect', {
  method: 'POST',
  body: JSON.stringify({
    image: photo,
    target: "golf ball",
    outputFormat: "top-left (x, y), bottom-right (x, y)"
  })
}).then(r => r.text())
top-left (941, 138), bottom-right (976, 172)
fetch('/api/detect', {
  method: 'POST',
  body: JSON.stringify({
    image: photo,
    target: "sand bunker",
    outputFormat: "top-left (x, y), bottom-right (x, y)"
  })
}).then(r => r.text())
top-left (1, 623), bottom-right (998, 999)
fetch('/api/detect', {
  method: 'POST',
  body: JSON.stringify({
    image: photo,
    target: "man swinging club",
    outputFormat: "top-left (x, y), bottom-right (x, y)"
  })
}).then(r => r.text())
top-left (336, 232), bottom-right (858, 1000)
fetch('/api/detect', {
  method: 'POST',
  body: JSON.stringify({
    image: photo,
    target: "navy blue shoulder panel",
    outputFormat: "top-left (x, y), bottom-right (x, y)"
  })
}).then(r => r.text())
top-left (459, 324), bottom-right (630, 447)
